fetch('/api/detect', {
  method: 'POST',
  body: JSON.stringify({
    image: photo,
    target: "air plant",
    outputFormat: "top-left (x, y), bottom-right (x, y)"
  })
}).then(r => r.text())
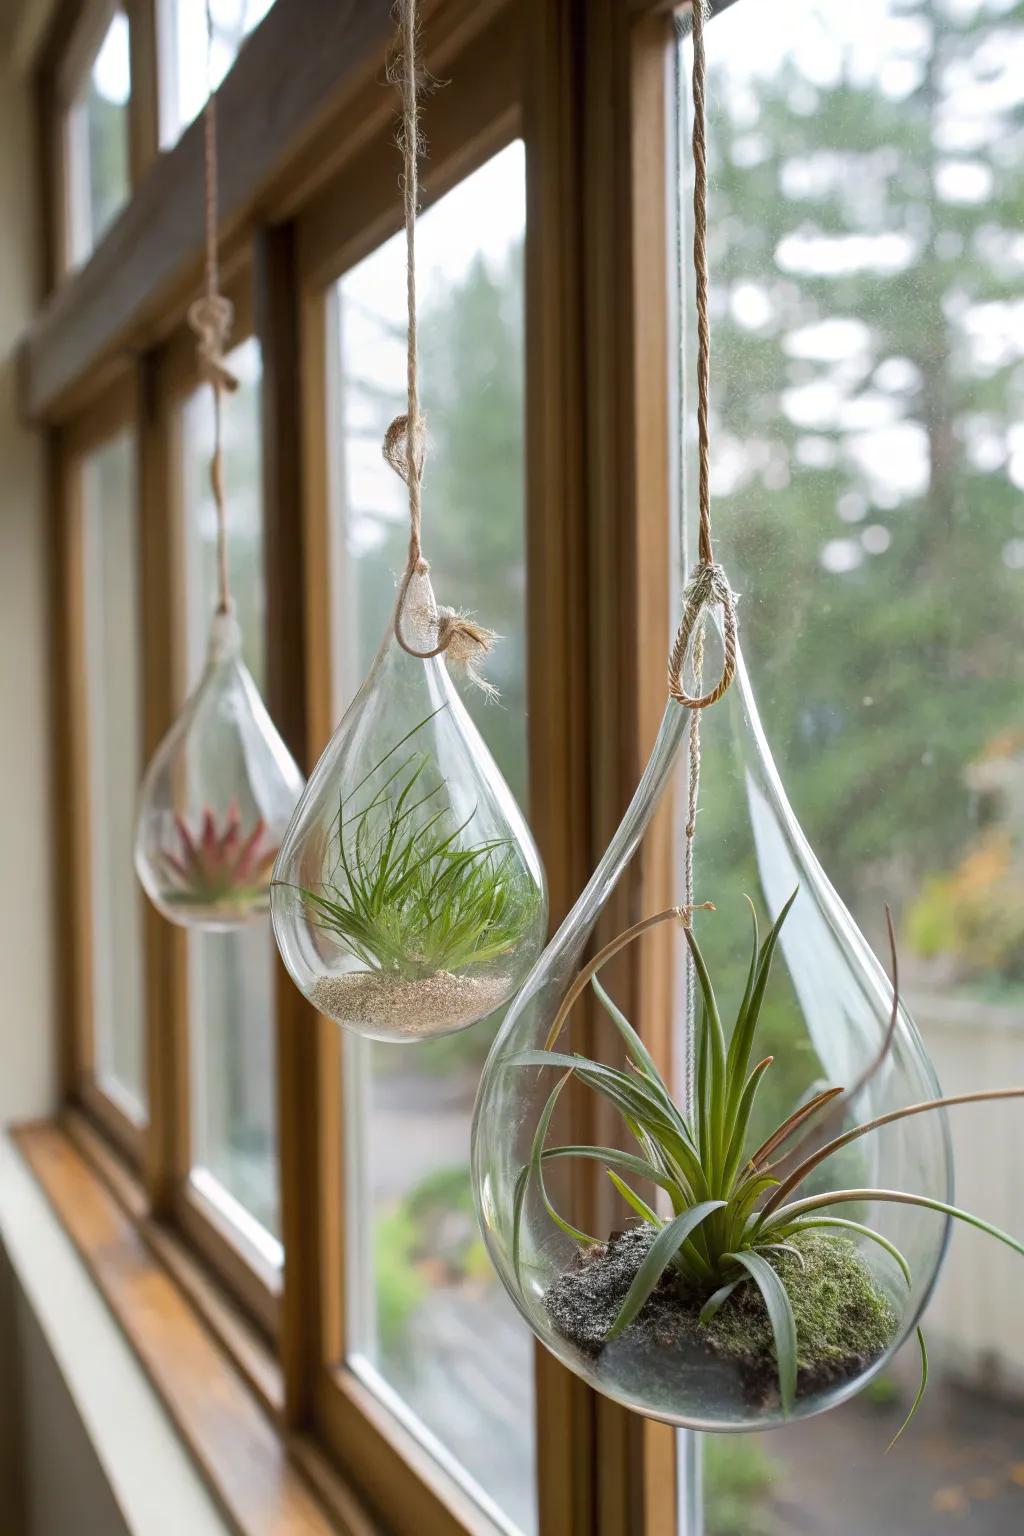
top-left (513, 893), bottom-right (1024, 1438)
top-left (159, 801), bottom-right (278, 910)
top-left (280, 711), bottom-right (537, 980)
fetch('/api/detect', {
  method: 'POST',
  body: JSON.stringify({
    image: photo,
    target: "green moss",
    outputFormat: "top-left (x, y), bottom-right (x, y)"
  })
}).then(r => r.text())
top-left (702, 1232), bottom-right (897, 1378)
top-left (546, 1227), bottom-right (898, 1407)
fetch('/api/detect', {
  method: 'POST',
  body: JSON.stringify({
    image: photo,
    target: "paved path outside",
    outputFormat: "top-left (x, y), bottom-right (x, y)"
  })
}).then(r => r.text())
top-left (759, 1380), bottom-right (1024, 1535)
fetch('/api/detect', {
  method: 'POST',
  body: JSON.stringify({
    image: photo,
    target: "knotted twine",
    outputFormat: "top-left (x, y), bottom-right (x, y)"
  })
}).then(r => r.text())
top-left (672, 0), bottom-right (739, 1110)
top-left (187, 0), bottom-right (239, 618)
top-left (384, 0), bottom-right (497, 694)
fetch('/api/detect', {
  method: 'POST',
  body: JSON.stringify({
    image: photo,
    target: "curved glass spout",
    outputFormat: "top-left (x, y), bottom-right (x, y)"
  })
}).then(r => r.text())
top-left (471, 639), bottom-right (953, 1432)
top-left (500, 695), bottom-right (690, 1061)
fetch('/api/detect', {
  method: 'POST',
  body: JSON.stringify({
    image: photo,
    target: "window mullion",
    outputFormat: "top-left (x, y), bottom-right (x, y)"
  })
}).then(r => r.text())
top-left (523, 0), bottom-right (604, 1531)
top-left (136, 350), bottom-right (190, 1213)
top-left (527, 2), bottom-right (680, 1534)
top-left (126, 0), bottom-right (161, 184)
top-left (254, 221), bottom-right (330, 1424)
top-left (55, 431), bottom-right (94, 1101)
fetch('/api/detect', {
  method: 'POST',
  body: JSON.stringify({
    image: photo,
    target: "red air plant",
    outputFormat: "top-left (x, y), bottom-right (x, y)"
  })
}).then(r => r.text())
top-left (159, 801), bottom-right (278, 911)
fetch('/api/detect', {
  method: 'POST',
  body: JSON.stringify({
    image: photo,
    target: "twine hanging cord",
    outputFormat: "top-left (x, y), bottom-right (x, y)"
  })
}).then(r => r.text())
top-left (188, 0), bottom-right (238, 617)
top-left (383, 0), bottom-right (496, 682)
top-left (673, 0), bottom-right (739, 1107)
top-left (668, 0), bottom-right (737, 713)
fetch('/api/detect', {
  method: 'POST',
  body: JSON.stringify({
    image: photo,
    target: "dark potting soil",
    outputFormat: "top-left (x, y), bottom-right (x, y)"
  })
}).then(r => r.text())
top-left (544, 1225), bottom-right (897, 1410)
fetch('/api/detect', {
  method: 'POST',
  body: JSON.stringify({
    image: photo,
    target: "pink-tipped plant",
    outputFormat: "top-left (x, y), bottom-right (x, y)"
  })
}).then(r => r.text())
top-left (159, 801), bottom-right (278, 912)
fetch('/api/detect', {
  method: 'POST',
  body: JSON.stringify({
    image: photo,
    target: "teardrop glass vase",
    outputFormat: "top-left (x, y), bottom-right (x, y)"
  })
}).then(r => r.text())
top-left (134, 608), bottom-right (306, 931)
top-left (471, 636), bottom-right (953, 1432)
top-left (270, 571), bottom-right (548, 1043)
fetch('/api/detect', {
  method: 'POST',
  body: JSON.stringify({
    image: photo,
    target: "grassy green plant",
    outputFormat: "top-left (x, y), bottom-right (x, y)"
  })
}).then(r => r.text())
top-left (282, 708), bottom-right (536, 978)
top-left (513, 894), bottom-right (1024, 1437)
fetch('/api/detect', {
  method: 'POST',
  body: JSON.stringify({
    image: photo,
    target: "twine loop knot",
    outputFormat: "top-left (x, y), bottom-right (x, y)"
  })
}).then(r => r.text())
top-left (668, 560), bottom-right (737, 710)
top-left (188, 294), bottom-right (239, 393)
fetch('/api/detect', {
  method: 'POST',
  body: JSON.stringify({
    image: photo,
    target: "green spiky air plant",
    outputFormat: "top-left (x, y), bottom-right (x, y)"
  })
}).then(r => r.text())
top-left (159, 802), bottom-right (278, 910)
top-left (513, 894), bottom-right (1024, 1440)
top-left (278, 708), bottom-right (537, 980)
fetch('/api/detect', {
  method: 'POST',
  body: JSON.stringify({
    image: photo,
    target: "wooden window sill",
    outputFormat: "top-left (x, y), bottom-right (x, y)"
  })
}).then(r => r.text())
top-left (6, 1119), bottom-right (382, 1536)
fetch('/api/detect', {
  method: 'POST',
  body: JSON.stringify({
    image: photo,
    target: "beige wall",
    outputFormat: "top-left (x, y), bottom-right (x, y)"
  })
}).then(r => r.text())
top-left (1, 38), bottom-right (59, 1536)
top-left (0, 51), bottom-right (56, 1127)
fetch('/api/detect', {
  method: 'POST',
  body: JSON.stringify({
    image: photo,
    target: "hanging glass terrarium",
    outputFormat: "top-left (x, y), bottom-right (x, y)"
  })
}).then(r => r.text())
top-left (271, 1), bottom-right (547, 1041)
top-left (135, 605), bottom-right (305, 930)
top-left (271, 567), bottom-right (546, 1041)
top-left (470, 635), bottom-right (969, 1432)
top-left (470, 0), bottom-right (1024, 1438)
top-left (135, 31), bottom-right (304, 932)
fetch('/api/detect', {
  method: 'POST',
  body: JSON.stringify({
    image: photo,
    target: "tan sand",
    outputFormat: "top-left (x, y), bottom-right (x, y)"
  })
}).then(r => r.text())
top-left (310, 968), bottom-right (511, 1038)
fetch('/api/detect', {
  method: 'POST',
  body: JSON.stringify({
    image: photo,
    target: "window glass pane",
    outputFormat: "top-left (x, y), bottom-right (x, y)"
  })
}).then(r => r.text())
top-left (181, 338), bottom-right (281, 1246)
top-left (676, 2), bottom-right (1024, 1530)
top-left (159, 0), bottom-right (276, 149)
top-left (329, 142), bottom-right (536, 1534)
top-left (81, 430), bottom-right (147, 1118)
top-left (67, 9), bottom-right (131, 266)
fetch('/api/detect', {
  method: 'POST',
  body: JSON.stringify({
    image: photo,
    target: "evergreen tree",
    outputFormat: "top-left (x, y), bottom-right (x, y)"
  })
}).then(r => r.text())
top-left (695, 0), bottom-right (1024, 948)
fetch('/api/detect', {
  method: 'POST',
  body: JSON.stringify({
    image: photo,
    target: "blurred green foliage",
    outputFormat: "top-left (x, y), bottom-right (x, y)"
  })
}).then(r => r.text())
top-left (682, 0), bottom-right (1024, 1136)
top-left (703, 1434), bottom-right (780, 1536)
top-left (374, 1164), bottom-right (490, 1358)
top-left (375, 1202), bottom-right (429, 1354)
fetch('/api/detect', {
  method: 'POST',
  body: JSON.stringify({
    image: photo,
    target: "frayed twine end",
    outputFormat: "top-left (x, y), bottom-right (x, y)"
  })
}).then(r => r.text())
top-left (434, 606), bottom-right (500, 698)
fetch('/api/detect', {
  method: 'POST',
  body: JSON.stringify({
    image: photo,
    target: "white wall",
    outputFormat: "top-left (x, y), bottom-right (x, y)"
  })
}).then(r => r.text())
top-left (917, 991), bottom-right (1024, 1395)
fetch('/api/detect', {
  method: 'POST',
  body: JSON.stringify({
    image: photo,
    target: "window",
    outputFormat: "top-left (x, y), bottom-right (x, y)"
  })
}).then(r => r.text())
top-left (26, 3), bottom-right (794, 1534)
top-left (29, 0), bottom-right (1024, 1529)
top-left (678, 1), bottom-right (1024, 1530)
top-left (180, 337), bottom-right (282, 1252)
top-left (159, 0), bottom-right (276, 149)
top-left (328, 143), bottom-right (536, 1535)
top-left (80, 429), bottom-right (147, 1120)
top-left (65, 7), bottom-right (131, 267)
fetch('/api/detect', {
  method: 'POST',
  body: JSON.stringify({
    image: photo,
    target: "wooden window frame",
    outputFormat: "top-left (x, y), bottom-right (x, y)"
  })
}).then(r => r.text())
top-left (25, 1), bottom-right (691, 1534)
